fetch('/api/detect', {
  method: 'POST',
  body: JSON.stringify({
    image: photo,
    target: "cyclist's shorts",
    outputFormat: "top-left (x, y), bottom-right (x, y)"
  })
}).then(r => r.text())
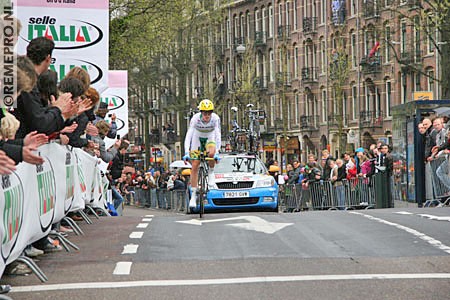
top-left (189, 139), bottom-right (216, 160)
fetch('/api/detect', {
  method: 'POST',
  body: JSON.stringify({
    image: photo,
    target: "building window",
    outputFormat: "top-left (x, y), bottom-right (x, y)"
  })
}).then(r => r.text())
top-left (401, 72), bottom-right (407, 104)
top-left (385, 25), bottom-right (391, 63)
top-left (279, 49), bottom-right (283, 72)
top-left (246, 11), bottom-right (251, 39)
top-left (321, 88), bottom-right (327, 122)
top-left (295, 93), bottom-right (300, 125)
top-left (294, 0), bottom-right (298, 30)
top-left (270, 95), bottom-right (275, 127)
top-left (303, 0), bottom-right (307, 17)
top-left (352, 85), bottom-right (357, 120)
top-left (386, 80), bottom-right (392, 117)
top-left (269, 49), bottom-right (274, 81)
top-left (255, 9), bottom-right (260, 32)
top-left (268, 4), bottom-right (273, 37)
top-left (262, 7), bottom-right (267, 36)
top-left (285, 1), bottom-right (290, 27)
top-left (427, 69), bottom-right (434, 92)
top-left (401, 19), bottom-right (407, 53)
top-left (364, 83), bottom-right (370, 111)
top-left (351, 31), bottom-right (357, 68)
top-left (279, 3), bottom-right (283, 26)
top-left (294, 45), bottom-right (298, 78)
top-left (240, 14), bottom-right (245, 39)
top-left (414, 72), bottom-right (421, 91)
top-left (320, 0), bottom-right (325, 24)
top-left (427, 14), bottom-right (435, 54)
top-left (226, 18), bottom-right (230, 48)
top-left (320, 39), bottom-right (326, 74)
top-left (350, 0), bottom-right (356, 16)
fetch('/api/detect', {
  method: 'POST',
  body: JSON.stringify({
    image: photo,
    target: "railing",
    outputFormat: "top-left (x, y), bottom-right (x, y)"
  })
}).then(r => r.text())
top-left (277, 25), bottom-right (291, 39)
top-left (331, 7), bottom-right (346, 26)
top-left (254, 31), bottom-right (266, 46)
top-left (327, 114), bottom-right (349, 128)
top-left (360, 110), bottom-right (384, 128)
top-left (300, 115), bottom-right (320, 131)
top-left (276, 72), bottom-right (292, 87)
top-left (254, 76), bottom-right (269, 90)
top-left (400, 50), bottom-right (422, 64)
top-left (360, 55), bottom-right (382, 74)
top-left (301, 67), bottom-right (318, 83)
top-left (363, 1), bottom-right (380, 19)
top-left (303, 17), bottom-right (318, 34)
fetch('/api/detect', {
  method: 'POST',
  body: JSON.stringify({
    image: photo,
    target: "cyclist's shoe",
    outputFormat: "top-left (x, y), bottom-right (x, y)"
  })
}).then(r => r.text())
top-left (189, 188), bottom-right (197, 208)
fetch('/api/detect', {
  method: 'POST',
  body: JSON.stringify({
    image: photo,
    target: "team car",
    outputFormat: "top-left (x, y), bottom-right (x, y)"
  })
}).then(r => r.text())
top-left (198, 152), bottom-right (279, 212)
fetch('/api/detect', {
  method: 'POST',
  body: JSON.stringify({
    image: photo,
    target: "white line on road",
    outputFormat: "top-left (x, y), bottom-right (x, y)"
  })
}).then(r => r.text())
top-left (112, 262), bottom-right (132, 275)
top-left (122, 244), bottom-right (139, 254)
top-left (142, 218), bottom-right (153, 222)
top-left (136, 223), bottom-right (149, 228)
top-left (350, 212), bottom-right (450, 254)
top-left (10, 273), bottom-right (450, 292)
top-left (144, 215), bottom-right (154, 218)
top-left (129, 232), bottom-right (144, 239)
top-left (393, 211), bottom-right (414, 215)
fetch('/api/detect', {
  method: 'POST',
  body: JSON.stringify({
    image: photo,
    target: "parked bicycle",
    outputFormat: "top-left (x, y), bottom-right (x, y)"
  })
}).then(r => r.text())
top-left (228, 106), bottom-right (247, 152)
top-left (245, 104), bottom-right (266, 153)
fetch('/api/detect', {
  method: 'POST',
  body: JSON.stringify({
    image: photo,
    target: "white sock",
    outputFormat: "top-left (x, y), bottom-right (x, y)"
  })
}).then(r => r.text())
top-left (208, 168), bottom-right (214, 175)
top-left (191, 187), bottom-right (198, 193)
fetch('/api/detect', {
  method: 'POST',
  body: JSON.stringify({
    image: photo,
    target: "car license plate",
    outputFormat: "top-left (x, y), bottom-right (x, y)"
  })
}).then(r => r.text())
top-left (224, 191), bottom-right (249, 198)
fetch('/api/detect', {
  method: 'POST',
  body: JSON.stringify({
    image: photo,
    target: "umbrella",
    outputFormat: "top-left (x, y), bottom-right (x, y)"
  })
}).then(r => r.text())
top-left (169, 160), bottom-right (192, 169)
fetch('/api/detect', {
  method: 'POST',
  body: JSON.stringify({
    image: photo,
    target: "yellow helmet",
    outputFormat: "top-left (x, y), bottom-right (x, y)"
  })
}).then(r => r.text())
top-left (181, 169), bottom-right (191, 176)
top-left (198, 99), bottom-right (214, 111)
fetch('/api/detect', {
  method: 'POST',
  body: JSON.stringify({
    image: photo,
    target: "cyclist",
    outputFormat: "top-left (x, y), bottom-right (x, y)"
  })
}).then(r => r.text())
top-left (183, 99), bottom-right (221, 208)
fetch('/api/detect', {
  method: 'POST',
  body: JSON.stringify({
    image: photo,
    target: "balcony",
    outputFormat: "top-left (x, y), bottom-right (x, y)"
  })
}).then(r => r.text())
top-left (149, 129), bottom-right (160, 144)
top-left (234, 37), bottom-right (246, 50)
top-left (300, 115), bottom-right (320, 132)
top-left (331, 7), bottom-right (346, 26)
top-left (301, 67), bottom-right (318, 83)
top-left (277, 25), bottom-right (291, 40)
top-left (276, 72), bottom-right (292, 87)
top-left (363, 1), bottom-right (380, 19)
top-left (360, 55), bottom-right (382, 74)
top-left (327, 114), bottom-right (349, 128)
top-left (254, 31), bottom-right (266, 46)
top-left (303, 17), bottom-right (317, 35)
top-left (399, 50), bottom-right (422, 65)
top-left (360, 110), bottom-right (384, 128)
top-left (254, 76), bottom-right (269, 90)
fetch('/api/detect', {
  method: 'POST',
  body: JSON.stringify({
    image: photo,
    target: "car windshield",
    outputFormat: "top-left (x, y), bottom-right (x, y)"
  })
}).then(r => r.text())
top-left (214, 156), bottom-right (267, 174)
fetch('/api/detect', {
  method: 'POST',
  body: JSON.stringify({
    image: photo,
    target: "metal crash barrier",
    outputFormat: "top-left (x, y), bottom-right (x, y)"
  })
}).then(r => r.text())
top-left (279, 176), bottom-right (379, 212)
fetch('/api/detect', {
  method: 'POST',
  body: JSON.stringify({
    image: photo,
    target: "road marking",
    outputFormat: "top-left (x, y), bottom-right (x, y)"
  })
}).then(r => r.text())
top-left (136, 223), bottom-right (149, 228)
top-left (177, 216), bottom-right (293, 234)
top-left (417, 214), bottom-right (450, 222)
top-left (129, 232), bottom-right (144, 239)
top-left (112, 262), bottom-right (132, 275)
top-left (122, 244), bottom-right (139, 254)
top-left (144, 215), bottom-right (154, 218)
top-left (350, 212), bottom-right (450, 254)
top-left (394, 211), bottom-right (414, 215)
top-left (10, 273), bottom-right (450, 292)
top-left (142, 218), bottom-right (153, 222)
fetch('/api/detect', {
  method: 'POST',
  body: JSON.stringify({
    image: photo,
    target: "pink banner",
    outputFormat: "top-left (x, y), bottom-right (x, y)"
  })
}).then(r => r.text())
top-left (108, 71), bottom-right (128, 88)
top-left (16, 0), bottom-right (108, 9)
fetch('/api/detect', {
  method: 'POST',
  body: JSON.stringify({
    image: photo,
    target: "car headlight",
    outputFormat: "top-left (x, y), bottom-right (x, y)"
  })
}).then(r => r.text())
top-left (256, 177), bottom-right (275, 188)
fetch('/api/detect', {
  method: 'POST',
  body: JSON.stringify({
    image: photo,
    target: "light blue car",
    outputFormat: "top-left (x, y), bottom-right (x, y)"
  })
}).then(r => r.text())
top-left (198, 153), bottom-right (279, 212)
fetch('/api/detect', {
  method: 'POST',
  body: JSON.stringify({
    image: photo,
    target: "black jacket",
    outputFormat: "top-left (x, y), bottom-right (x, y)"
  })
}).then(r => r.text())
top-left (13, 87), bottom-right (65, 139)
top-left (67, 112), bottom-right (89, 148)
top-left (110, 152), bottom-right (124, 180)
top-left (0, 140), bottom-right (23, 164)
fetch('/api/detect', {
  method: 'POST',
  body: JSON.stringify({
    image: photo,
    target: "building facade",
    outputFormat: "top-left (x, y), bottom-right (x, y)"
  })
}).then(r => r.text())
top-left (133, 0), bottom-right (440, 166)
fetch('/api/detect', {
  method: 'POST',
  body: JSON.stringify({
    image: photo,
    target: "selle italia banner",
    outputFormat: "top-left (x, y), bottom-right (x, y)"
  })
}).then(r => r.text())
top-left (101, 71), bottom-right (129, 149)
top-left (15, 0), bottom-right (109, 92)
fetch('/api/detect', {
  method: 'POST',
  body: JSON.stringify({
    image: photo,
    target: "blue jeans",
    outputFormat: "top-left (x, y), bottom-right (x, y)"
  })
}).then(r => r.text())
top-left (335, 185), bottom-right (345, 210)
top-left (111, 186), bottom-right (124, 209)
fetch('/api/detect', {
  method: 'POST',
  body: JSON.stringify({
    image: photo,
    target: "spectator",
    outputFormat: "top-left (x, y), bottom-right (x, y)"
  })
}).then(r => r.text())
top-left (14, 38), bottom-right (75, 139)
top-left (94, 102), bottom-right (117, 139)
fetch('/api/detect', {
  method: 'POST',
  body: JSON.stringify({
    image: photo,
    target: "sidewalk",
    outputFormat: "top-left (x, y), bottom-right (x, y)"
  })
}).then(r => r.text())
top-left (394, 200), bottom-right (417, 208)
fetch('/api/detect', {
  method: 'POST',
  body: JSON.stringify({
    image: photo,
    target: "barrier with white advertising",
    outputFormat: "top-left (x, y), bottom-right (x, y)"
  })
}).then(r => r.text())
top-left (0, 143), bottom-right (104, 278)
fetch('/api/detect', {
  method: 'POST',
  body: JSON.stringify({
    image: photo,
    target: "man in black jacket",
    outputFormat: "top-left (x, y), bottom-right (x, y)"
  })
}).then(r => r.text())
top-left (13, 37), bottom-right (75, 139)
top-left (109, 140), bottom-right (129, 209)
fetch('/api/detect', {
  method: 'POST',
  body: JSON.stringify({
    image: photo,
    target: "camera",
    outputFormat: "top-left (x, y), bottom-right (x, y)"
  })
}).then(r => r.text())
top-left (108, 114), bottom-right (112, 117)
top-left (116, 134), bottom-right (121, 140)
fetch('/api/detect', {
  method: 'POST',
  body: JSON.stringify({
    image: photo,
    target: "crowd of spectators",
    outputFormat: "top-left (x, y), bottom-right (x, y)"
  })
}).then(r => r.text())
top-left (267, 143), bottom-right (393, 210)
top-left (0, 18), bottom-right (128, 283)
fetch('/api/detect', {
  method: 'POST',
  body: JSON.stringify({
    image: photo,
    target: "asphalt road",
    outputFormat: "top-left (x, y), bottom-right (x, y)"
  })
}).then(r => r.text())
top-left (2, 206), bottom-right (450, 300)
